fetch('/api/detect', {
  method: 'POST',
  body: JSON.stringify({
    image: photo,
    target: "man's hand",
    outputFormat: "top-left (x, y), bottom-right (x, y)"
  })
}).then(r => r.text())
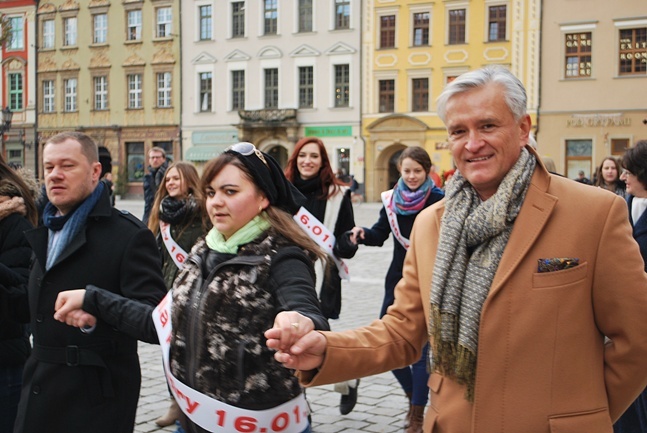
top-left (54, 289), bottom-right (97, 329)
top-left (265, 311), bottom-right (327, 371)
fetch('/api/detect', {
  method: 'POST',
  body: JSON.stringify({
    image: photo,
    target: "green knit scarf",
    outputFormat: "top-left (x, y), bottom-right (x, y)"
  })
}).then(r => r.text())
top-left (205, 213), bottom-right (270, 254)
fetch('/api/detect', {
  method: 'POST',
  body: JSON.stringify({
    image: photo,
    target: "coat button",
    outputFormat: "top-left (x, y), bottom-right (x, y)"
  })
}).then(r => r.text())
top-left (32, 385), bottom-right (40, 395)
top-left (36, 314), bottom-right (43, 323)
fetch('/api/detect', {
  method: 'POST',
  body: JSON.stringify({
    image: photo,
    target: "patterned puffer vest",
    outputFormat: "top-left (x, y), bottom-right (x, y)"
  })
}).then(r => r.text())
top-left (169, 230), bottom-right (303, 410)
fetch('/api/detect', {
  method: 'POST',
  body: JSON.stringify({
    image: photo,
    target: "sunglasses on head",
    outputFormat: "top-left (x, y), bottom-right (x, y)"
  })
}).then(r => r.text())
top-left (226, 142), bottom-right (268, 167)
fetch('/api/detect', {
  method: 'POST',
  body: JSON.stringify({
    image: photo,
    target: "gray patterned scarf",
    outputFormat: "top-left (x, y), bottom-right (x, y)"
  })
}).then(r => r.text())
top-left (429, 147), bottom-right (536, 401)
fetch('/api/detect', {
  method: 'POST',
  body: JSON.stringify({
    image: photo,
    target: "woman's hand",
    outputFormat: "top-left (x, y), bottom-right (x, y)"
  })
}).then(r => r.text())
top-left (265, 311), bottom-right (327, 371)
top-left (349, 227), bottom-right (364, 245)
top-left (54, 289), bottom-right (97, 329)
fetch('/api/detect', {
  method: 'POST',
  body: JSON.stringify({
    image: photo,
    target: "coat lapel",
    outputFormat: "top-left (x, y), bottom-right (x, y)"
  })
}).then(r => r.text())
top-left (489, 166), bottom-right (558, 297)
top-left (24, 226), bottom-right (49, 273)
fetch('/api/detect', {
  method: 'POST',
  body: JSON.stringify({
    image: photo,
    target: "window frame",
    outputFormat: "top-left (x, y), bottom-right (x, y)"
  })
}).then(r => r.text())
top-left (564, 32), bottom-right (592, 78)
top-left (298, 0), bottom-right (313, 33)
top-left (264, 0), bottom-right (278, 36)
top-left (411, 77), bottom-right (429, 112)
top-left (298, 65), bottom-right (314, 108)
top-left (380, 15), bottom-right (396, 49)
top-left (334, 0), bottom-right (351, 30)
top-left (8, 16), bottom-right (25, 51)
top-left (447, 8), bottom-right (466, 45)
top-left (232, 2), bottom-right (245, 38)
top-left (199, 72), bottom-right (213, 112)
top-left (618, 27), bottom-right (647, 76)
top-left (156, 7), bottom-right (173, 38)
top-left (42, 19), bottom-right (55, 50)
top-left (412, 12), bottom-right (430, 47)
top-left (156, 72), bottom-right (172, 108)
top-left (8, 73), bottom-right (23, 111)
top-left (43, 79), bottom-right (56, 113)
top-left (264, 68), bottom-right (279, 108)
top-left (199, 5), bottom-right (213, 40)
top-left (94, 75), bottom-right (108, 110)
top-left (127, 9), bottom-right (143, 41)
top-left (378, 79), bottom-right (395, 113)
top-left (63, 16), bottom-right (78, 47)
top-left (93, 13), bottom-right (108, 44)
top-left (127, 73), bottom-right (143, 109)
top-left (487, 4), bottom-right (507, 42)
top-left (63, 77), bottom-right (78, 112)
top-left (333, 64), bottom-right (350, 108)
top-left (231, 70), bottom-right (245, 110)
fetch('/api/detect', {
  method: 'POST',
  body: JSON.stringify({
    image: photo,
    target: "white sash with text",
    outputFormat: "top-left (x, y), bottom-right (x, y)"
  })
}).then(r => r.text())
top-left (160, 221), bottom-right (189, 269)
top-left (380, 190), bottom-right (410, 250)
top-left (152, 292), bottom-right (309, 433)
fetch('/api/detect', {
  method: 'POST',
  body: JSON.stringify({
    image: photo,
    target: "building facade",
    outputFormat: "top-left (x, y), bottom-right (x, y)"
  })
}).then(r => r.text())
top-left (35, 0), bottom-right (180, 196)
top-left (361, 0), bottom-right (541, 201)
top-left (180, 0), bottom-right (363, 185)
top-left (0, 0), bottom-right (37, 171)
top-left (538, 0), bottom-right (647, 180)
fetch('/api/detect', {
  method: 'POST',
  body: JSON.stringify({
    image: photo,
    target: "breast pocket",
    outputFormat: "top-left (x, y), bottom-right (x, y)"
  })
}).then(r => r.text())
top-left (532, 262), bottom-right (588, 290)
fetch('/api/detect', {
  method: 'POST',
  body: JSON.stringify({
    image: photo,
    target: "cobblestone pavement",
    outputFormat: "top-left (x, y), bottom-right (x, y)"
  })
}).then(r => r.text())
top-left (116, 198), bottom-right (411, 433)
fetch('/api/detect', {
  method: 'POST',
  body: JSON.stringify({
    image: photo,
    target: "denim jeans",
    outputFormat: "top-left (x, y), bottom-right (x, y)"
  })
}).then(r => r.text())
top-left (0, 365), bottom-right (23, 433)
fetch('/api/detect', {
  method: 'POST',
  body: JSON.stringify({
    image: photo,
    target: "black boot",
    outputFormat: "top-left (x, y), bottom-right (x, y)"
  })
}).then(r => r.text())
top-left (339, 379), bottom-right (360, 415)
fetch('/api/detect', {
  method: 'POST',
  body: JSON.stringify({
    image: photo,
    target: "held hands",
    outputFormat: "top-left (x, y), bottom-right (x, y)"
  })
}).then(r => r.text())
top-left (349, 227), bottom-right (365, 245)
top-left (54, 289), bottom-right (97, 329)
top-left (265, 311), bottom-right (327, 371)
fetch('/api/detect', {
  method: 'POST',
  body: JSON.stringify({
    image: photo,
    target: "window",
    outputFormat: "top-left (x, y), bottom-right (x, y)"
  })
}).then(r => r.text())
top-left (611, 138), bottom-right (630, 156)
top-left (413, 12), bottom-right (429, 46)
top-left (157, 7), bottom-right (172, 38)
top-left (94, 76), bottom-right (108, 110)
top-left (199, 72), bottom-right (212, 112)
top-left (379, 79), bottom-right (394, 113)
top-left (8, 73), bottom-right (23, 111)
top-left (298, 0), bottom-right (313, 33)
top-left (93, 14), bottom-right (108, 44)
top-left (64, 78), bottom-right (77, 112)
top-left (380, 15), bottom-right (396, 48)
top-left (42, 19), bottom-right (55, 49)
top-left (199, 5), bottom-right (212, 40)
top-left (335, 0), bottom-right (350, 30)
top-left (232, 70), bottom-right (245, 110)
top-left (232, 2), bottom-right (245, 38)
top-left (157, 72), bottom-right (172, 107)
top-left (488, 5), bottom-right (506, 42)
top-left (8, 16), bottom-right (24, 50)
top-left (264, 68), bottom-right (279, 108)
top-left (619, 28), bottom-right (647, 75)
top-left (298, 66), bottom-right (314, 108)
top-left (448, 9), bottom-right (466, 44)
top-left (127, 142), bottom-right (145, 182)
top-left (565, 32), bottom-right (592, 78)
top-left (565, 139), bottom-right (592, 180)
top-left (412, 78), bottom-right (428, 112)
top-left (128, 74), bottom-right (143, 108)
top-left (154, 141), bottom-right (174, 161)
top-left (264, 0), bottom-right (278, 35)
top-left (64, 17), bottom-right (77, 46)
top-left (43, 80), bottom-right (55, 113)
top-left (127, 10), bottom-right (142, 41)
top-left (334, 64), bottom-right (350, 108)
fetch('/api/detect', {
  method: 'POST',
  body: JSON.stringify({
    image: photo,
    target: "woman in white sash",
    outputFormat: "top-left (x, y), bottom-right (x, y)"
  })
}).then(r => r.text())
top-left (147, 162), bottom-right (206, 430)
top-left (284, 137), bottom-right (360, 416)
top-left (348, 146), bottom-right (444, 433)
top-left (53, 143), bottom-right (328, 433)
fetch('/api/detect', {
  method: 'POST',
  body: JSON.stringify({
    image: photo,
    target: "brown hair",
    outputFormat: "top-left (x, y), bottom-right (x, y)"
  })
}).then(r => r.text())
top-left (201, 154), bottom-right (326, 262)
top-left (44, 131), bottom-right (99, 163)
top-left (148, 161), bottom-right (206, 235)
top-left (0, 154), bottom-right (39, 226)
top-left (397, 146), bottom-right (432, 174)
top-left (594, 156), bottom-right (623, 189)
top-left (284, 137), bottom-right (346, 199)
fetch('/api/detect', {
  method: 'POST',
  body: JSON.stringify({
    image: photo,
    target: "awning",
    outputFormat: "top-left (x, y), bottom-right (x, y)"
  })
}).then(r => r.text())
top-left (184, 144), bottom-right (231, 162)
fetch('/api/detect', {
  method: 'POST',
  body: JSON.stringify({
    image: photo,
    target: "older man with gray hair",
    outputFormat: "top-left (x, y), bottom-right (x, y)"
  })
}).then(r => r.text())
top-left (266, 66), bottom-right (647, 433)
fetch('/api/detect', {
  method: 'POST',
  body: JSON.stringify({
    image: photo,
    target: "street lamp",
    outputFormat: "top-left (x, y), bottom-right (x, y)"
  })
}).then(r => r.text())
top-left (1, 106), bottom-right (13, 159)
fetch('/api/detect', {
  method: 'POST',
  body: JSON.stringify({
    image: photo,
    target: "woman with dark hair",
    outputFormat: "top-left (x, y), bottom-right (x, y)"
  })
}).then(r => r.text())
top-left (615, 140), bottom-right (647, 433)
top-left (595, 156), bottom-right (626, 198)
top-left (148, 162), bottom-right (207, 430)
top-left (0, 157), bottom-right (39, 432)
top-left (284, 137), bottom-right (360, 415)
top-left (348, 146), bottom-right (444, 433)
top-left (54, 143), bottom-right (329, 433)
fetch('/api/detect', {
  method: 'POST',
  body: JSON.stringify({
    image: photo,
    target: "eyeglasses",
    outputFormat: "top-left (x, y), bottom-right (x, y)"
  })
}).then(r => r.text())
top-left (622, 169), bottom-right (633, 177)
top-left (226, 142), bottom-right (268, 167)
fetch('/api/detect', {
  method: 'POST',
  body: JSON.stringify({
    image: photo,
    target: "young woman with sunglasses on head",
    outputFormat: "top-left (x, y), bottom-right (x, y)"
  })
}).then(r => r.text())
top-left (53, 143), bottom-right (328, 433)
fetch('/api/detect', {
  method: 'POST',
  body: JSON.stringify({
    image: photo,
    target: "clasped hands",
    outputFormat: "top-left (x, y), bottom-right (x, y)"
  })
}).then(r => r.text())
top-left (264, 311), bottom-right (327, 371)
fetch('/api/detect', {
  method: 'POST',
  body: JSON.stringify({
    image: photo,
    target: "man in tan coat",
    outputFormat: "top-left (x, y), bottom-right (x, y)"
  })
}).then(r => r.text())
top-left (266, 66), bottom-right (647, 433)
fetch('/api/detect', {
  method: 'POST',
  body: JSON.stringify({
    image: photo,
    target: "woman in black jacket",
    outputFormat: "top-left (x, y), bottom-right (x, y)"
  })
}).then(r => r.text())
top-left (0, 158), bottom-right (39, 432)
top-left (54, 143), bottom-right (328, 433)
top-left (349, 146), bottom-right (444, 433)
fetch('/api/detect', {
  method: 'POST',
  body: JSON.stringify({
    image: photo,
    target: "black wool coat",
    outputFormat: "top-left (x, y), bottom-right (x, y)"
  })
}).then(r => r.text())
top-left (16, 188), bottom-right (166, 433)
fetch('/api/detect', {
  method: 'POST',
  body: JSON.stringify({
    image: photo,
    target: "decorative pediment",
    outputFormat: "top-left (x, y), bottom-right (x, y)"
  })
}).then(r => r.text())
top-left (325, 42), bottom-right (356, 56)
top-left (61, 58), bottom-right (80, 71)
top-left (89, 52), bottom-right (111, 69)
top-left (152, 47), bottom-right (176, 65)
top-left (258, 46), bottom-right (282, 59)
top-left (289, 44), bottom-right (320, 58)
top-left (123, 54), bottom-right (146, 67)
top-left (89, 0), bottom-right (111, 7)
top-left (4, 58), bottom-right (26, 70)
top-left (37, 3), bottom-right (57, 14)
top-left (223, 49), bottom-right (251, 62)
top-left (191, 52), bottom-right (217, 64)
top-left (59, 0), bottom-right (80, 12)
top-left (38, 55), bottom-right (58, 72)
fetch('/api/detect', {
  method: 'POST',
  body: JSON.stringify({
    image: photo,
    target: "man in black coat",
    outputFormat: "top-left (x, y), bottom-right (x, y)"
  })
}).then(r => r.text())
top-left (142, 146), bottom-right (168, 224)
top-left (15, 132), bottom-right (166, 433)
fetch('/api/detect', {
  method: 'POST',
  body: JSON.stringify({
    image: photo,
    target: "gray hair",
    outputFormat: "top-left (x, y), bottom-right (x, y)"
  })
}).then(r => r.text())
top-left (437, 65), bottom-right (527, 123)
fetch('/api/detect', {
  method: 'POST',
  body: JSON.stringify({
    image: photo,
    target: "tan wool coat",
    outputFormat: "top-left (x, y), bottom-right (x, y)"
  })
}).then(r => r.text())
top-left (302, 155), bottom-right (647, 433)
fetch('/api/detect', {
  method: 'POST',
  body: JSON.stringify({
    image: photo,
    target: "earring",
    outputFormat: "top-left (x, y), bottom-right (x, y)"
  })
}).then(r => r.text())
top-left (259, 205), bottom-right (263, 212)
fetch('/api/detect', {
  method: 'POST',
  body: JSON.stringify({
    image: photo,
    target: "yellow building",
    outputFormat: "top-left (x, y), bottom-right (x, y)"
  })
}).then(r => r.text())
top-left (36, 0), bottom-right (181, 196)
top-left (362, 0), bottom-right (540, 201)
